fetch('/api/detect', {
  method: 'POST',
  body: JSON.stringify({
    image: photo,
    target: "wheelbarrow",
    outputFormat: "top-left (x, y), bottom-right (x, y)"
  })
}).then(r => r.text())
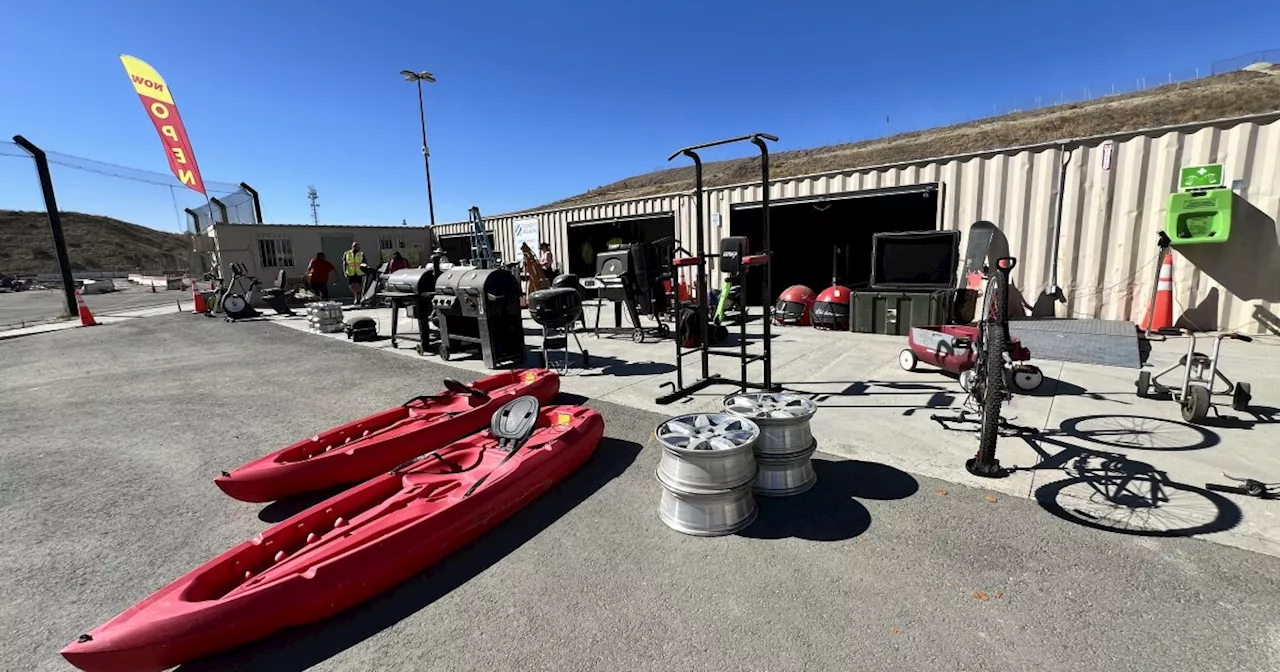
top-left (899, 324), bottom-right (1044, 393)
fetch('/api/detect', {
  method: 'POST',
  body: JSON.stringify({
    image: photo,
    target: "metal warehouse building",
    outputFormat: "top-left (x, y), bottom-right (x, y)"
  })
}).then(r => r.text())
top-left (434, 107), bottom-right (1280, 335)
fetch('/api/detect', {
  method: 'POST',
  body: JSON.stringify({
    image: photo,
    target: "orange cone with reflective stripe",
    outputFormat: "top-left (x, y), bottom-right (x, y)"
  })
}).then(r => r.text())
top-left (1141, 252), bottom-right (1174, 331)
top-left (75, 289), bottom-right (98, 327)
top-left (191, 284), bottom-right (207, 314)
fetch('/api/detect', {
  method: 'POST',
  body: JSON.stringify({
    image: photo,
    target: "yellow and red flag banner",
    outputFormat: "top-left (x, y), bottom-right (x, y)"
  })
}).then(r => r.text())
top-left (120, 55), bottom-right (207, 195)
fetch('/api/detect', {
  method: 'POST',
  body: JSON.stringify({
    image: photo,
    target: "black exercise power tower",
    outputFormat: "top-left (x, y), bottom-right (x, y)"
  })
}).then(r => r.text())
top-left (656, 133), bottom-right (781, 405)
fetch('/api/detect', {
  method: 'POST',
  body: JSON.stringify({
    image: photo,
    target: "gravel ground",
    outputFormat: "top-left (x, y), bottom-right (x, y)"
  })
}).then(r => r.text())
top-left (2, 315), bottom-right (1279, 672)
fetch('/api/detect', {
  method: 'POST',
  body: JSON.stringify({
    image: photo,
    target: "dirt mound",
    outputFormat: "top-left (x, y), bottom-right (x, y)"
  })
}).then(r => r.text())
top-left (0, 210), bottom-right (191, 276)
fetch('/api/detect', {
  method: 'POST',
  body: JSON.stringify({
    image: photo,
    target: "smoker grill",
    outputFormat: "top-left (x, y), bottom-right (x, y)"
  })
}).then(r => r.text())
top-left (431, 267), bottom-right (525, 368)
top-left (380, 267), bottom-right (440, 355)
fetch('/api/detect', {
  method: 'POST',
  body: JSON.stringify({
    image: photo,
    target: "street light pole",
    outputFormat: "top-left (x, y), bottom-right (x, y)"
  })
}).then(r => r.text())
top-left (401, 69), bottom-right (437, 228)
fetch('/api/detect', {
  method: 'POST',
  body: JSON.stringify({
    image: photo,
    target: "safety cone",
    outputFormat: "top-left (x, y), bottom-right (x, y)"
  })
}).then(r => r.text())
top-left (75, 289), bottom-right (98, 327)
top-left (191, 284), bottom-right (207, 314)
top-left (1141, 252), bottom-right (1175, 331)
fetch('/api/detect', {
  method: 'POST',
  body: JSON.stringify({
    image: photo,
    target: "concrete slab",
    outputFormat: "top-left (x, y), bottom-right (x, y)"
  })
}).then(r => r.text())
top-left (262, 302), bottom-right (1280, 555)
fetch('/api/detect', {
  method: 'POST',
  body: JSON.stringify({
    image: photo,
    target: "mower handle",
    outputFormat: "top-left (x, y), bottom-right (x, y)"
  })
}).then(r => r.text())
top-left (1226, 333), bottom-right (1253, 343)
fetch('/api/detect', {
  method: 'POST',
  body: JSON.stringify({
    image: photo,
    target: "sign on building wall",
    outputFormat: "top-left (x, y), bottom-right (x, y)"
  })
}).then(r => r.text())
top-left (513, 218), bottom-right (539, 253)
top-left (1179, 163), bottom-right (1224, 191)
top-left (1100, 140), bottom-right (1114, 172)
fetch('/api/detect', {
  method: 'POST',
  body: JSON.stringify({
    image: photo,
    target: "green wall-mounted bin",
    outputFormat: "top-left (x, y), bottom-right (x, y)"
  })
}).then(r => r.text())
top-left (1165, 188), bottom-right (1233, 245)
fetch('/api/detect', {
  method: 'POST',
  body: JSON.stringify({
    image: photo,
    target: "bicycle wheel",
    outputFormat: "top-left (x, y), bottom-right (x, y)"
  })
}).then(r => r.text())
top-left (971, 269), bottom-right (1008, 476)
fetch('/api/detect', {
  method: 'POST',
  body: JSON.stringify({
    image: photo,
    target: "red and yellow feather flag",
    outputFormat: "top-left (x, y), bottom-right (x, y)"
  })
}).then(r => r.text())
top-left (120, 55), bottom-right (207, 195)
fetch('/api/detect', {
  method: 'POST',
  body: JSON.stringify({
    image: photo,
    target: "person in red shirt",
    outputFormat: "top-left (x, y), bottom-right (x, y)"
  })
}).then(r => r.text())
top-left (304, 252), bottom-right (335, 299)
top-left (387, 251), bottom-right (410, 273)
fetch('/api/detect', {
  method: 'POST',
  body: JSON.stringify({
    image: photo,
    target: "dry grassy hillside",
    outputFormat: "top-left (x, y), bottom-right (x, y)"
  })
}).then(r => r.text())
top-left (0, 210), bottom-right (191, 276)
top-left (534, 68), bottom-right (1280, 211)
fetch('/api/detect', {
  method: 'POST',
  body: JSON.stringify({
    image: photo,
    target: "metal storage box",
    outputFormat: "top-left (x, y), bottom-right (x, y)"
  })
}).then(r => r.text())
top-left (850, 290), bottom-right (954, 336)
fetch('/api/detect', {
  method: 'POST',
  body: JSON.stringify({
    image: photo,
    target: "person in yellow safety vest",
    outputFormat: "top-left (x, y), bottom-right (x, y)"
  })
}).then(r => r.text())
top-left (342, 242), bottom-right (366, 304)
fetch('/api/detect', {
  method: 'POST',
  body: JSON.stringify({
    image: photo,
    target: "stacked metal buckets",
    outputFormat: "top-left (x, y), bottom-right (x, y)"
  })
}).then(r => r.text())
top-left (306, 301), bottom-right (345, 334)
top-left (654, 392), bottom-right (818, 536)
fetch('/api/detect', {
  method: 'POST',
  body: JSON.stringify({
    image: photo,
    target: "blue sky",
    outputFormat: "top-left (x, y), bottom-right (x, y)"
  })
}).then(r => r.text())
top-left (2, 0), bottom-right (1278, 232)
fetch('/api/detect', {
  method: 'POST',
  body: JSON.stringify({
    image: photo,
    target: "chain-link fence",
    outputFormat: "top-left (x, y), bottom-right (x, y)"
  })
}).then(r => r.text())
top-left (0, 138), bottom-right (257, 329)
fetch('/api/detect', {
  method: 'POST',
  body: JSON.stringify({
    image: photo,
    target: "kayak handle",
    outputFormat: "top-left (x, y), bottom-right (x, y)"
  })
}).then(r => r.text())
top-left (442, 378), bottom-right (492, 404)
top-left (403, 394), bottom-right (448, 407)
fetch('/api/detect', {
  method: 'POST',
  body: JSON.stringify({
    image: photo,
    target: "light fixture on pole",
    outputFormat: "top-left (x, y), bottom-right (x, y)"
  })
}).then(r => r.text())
top-left (400, 69), bottom-right (437, 228)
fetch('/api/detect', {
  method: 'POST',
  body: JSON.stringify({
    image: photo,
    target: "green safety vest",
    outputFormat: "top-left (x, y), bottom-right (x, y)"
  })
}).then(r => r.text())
top-left (343, 250), bottom-right (364, 276)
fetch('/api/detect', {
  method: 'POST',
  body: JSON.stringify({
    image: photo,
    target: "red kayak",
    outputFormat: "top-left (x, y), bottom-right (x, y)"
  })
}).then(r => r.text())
top-left (214, 369), bottom-right (560, 502)
top-left (62, 397), bottom-right (605, 672)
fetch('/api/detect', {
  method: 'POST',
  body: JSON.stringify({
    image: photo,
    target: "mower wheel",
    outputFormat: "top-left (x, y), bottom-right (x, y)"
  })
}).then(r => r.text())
top-left (898, 349), bottom-right (918, 372)
top-left (1233, 382), bottom-right (1252, 412)
top-left (1182, 385), bottom-right (1211, 423)
top-left (959, 368), bottom-right (978, 393)
top-left (1012, 365), bottom-right (1044, 392)
top-left (631, 329), bottom-right (644, 343)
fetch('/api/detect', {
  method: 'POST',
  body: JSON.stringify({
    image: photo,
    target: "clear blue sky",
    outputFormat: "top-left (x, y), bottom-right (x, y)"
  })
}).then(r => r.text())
top-left (2, 0), bottom-right (1278, 232)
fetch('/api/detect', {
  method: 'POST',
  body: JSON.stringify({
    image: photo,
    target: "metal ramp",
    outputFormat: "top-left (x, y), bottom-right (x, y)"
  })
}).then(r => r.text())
top-left (1009, 319), bottom-right (1142, 369)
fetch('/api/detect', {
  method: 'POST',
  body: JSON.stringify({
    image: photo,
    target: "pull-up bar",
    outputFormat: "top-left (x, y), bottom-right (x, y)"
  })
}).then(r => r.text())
top-left (656, 133), bottom-right (781, 405)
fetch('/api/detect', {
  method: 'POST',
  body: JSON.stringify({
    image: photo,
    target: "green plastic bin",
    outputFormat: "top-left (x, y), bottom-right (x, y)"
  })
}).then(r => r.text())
top-left (1165, 188), bottom-right (1233, 245)
top-left (850, 290), bottom-right (954, 336)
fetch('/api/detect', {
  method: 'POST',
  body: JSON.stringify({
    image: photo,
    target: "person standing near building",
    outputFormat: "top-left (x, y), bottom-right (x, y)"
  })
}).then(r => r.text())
top-left (303, 251), bottom-right (335, 299)
top-left (537, 242), bottom-right (555, 278)
top-left (387, 251), bottom-right (410, 273)
top-left (343, 242), bottom-right (366, 303)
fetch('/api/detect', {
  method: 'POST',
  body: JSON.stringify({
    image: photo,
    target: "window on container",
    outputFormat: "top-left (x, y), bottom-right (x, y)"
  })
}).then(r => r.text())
top-left (257, 236), bottom-right (295, 267)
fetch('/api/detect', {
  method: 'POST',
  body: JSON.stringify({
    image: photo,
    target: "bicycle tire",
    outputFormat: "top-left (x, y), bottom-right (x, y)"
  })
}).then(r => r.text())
top-left (976, 270), bottom-right (1009, 467)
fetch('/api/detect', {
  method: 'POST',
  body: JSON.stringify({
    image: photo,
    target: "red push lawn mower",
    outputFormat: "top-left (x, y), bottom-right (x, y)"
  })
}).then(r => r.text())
top-left (899, 324), bottom-right (1044, 393)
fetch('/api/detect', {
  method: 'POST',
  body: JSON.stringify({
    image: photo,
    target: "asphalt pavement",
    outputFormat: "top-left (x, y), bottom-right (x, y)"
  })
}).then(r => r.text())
top-left (0, 285), bottom-right (178, 329)
top-left (2, 315), bottom-right (1279, 672)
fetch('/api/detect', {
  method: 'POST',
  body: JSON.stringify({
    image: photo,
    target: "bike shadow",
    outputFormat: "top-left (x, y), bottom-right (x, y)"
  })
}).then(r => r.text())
top-left (177, 436), bottom-right (642, 672)
top-left (1011, 422), bottom-right (1241, 538)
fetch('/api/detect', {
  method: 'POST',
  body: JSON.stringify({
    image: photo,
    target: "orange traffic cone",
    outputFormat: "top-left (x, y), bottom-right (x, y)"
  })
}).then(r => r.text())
top-left (1141, 252), bottom-right (1174, 331)
top-left (75, 289), bottom-right (98, 327)
top-left (192, 284), bottom-right (207, 314)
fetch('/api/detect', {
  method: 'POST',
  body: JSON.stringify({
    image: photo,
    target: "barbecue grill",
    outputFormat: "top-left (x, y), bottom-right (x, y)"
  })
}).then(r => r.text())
top-left (380, 267), bottom-right (440, 355)
top-left (529, 287), bottom-right (589, 373)
top-left (431, 267), bottom-right (524, 367)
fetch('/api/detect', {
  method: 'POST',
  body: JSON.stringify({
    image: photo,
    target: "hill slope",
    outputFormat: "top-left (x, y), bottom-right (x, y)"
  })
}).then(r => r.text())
top-left (0, 210), bottom-right (192, 276)
top-left (534, 68), bottom-right (1280, 211)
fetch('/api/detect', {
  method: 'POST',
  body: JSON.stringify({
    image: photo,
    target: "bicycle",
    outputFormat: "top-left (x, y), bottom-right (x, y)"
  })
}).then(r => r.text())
top-left (931, 256), bottom-right (1023, 478)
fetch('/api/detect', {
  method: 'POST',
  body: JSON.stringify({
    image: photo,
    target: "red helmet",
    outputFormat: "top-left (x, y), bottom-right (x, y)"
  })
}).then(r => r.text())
top-left (775, 285), bottom-right (817, 326)
top-left (812, 285), bottom-right (852, 330)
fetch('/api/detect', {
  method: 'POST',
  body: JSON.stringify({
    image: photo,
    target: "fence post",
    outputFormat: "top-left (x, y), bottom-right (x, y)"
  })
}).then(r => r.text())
top-left (209, 197), bottom-right (228, 224)
top-left (239, 182), bottom-right (264, 224)
top-left (12, 135), bottom-right (77, 318)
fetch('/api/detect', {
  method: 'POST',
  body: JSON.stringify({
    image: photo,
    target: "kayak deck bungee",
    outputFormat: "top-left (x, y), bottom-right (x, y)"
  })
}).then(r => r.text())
top-left (62, 399), bottom-right (605, 672)
top-left (214, 369), bottom-right (560, 502)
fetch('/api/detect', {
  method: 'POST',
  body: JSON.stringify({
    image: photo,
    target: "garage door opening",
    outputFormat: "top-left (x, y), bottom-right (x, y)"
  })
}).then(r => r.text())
top-left (729, 185), bottom-right (941, 306)
top-left (566, 214), bottom-right (675, 278)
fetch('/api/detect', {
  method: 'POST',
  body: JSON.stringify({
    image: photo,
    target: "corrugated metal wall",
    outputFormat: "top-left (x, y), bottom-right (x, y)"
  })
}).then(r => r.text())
top-left (436, 114), bottom-right (1280, 333)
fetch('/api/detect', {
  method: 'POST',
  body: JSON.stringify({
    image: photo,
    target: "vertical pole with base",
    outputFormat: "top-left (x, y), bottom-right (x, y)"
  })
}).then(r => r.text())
top-left (12, 135), bottom-right (77, 318)
top-left (752, 134), bottom-right (774, 392)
